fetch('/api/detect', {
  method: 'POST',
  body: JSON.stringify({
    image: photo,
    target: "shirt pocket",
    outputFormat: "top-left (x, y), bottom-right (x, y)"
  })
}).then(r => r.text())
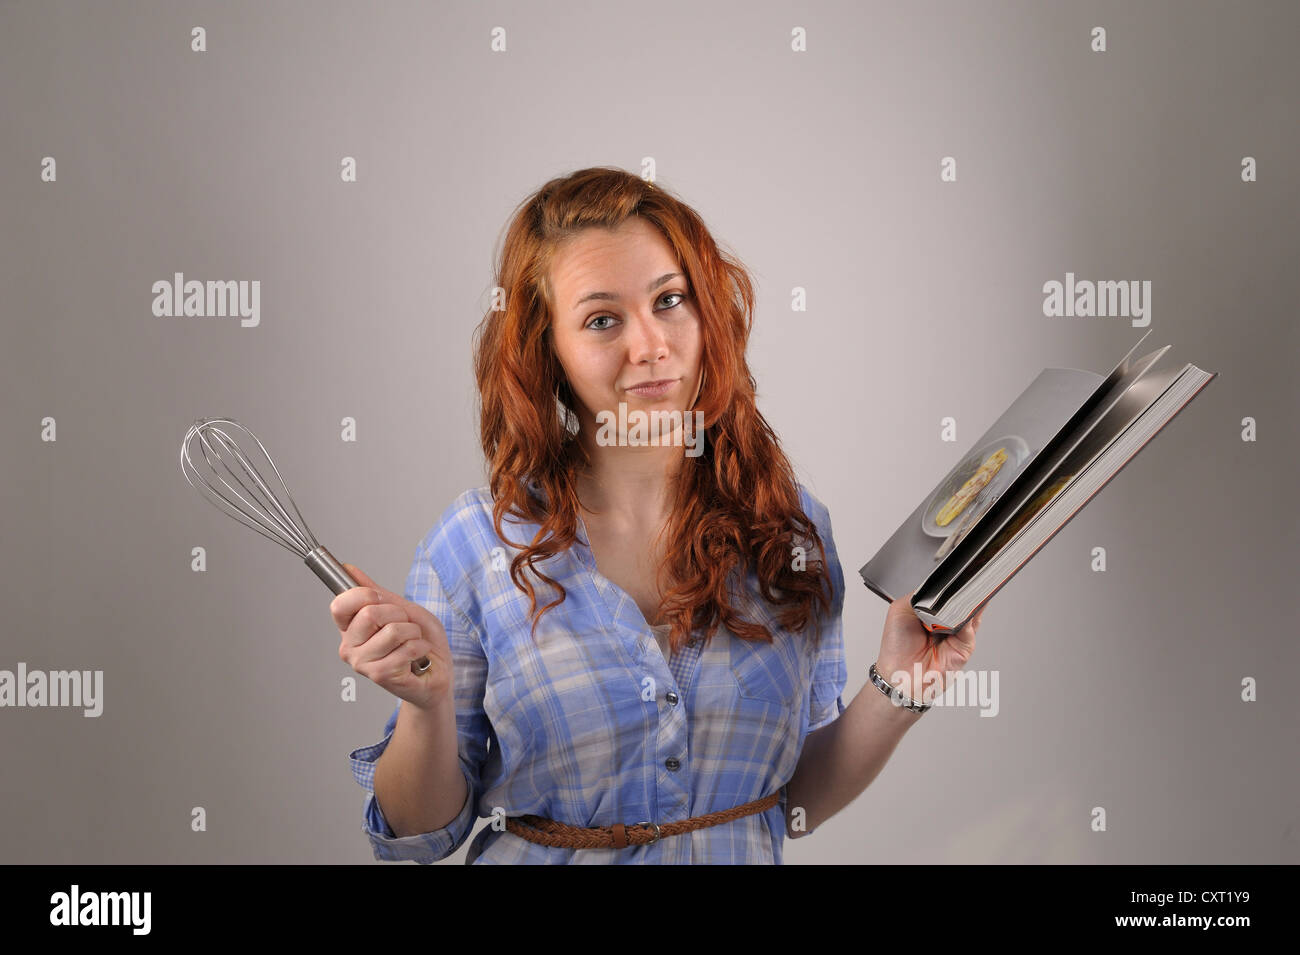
top-left (728, 630), bottom-right (801, 708)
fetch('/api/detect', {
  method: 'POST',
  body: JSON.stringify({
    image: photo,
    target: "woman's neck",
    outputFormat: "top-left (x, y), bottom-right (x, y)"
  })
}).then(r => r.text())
top-left (574, 439), bottom-right (684, 527)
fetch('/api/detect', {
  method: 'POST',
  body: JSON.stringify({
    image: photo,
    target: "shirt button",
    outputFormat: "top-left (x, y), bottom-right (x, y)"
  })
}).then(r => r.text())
top-left (665, 691), bottom-right (679, 705)
top-left (665, 757), bottom-right (680, 771)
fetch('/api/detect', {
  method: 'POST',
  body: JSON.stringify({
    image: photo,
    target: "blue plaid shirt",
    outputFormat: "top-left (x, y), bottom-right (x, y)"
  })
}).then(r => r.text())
top-left (348, 480), bottom-right (847, 864)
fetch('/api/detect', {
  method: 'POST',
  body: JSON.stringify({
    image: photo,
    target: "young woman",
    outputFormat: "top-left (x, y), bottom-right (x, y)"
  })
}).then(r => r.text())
top-left (334, 167), bottom-right (987, 864)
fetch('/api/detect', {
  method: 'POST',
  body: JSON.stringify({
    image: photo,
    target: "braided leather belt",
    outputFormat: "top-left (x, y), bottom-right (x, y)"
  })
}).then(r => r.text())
top-left (504, 791), bottom-right (781, 850)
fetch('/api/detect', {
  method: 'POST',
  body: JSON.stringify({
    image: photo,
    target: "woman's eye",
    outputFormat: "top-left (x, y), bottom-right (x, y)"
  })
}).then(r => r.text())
top-left (586, 293), bottom-right (685, 330)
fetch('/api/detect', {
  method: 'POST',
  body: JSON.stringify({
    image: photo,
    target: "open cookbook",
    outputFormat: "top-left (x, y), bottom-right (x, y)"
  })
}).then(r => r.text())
top-left (857, 331), bottom-right (1217, 635)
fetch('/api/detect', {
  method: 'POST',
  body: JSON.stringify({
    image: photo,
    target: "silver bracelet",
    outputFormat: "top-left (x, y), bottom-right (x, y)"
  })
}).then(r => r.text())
top-left (868, 662), bottom-right (931, 714)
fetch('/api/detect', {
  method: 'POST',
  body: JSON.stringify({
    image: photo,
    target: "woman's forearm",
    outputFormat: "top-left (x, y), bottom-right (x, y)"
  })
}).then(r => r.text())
top-left (372, 690), bottom-right (469, 837)
top-left (783, 675), bottom-right (923, 837)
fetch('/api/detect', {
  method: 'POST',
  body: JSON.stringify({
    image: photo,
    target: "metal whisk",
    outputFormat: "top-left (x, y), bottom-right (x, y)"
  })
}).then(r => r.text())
top-left (179, 417), bottom-right (431, 674)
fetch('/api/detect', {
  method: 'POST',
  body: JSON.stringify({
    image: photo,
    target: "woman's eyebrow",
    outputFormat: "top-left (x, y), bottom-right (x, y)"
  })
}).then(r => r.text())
top-left (573, 272), bottom-right (681, 310)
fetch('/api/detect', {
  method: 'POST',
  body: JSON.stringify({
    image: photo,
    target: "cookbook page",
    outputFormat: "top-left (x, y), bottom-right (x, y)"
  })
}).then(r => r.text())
top-left (918, 344), bottom-right (1172, 610)
top-left (941, 361), bottom-right (1190, 600)
top-left (859, 366), bottom-right (1103, 603)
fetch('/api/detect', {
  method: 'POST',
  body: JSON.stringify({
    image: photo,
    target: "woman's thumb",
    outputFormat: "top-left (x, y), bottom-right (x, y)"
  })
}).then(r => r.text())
top-left (342, 562), bottom-right (377, 590)
top-left (887, 590), bottom-right (915, 618)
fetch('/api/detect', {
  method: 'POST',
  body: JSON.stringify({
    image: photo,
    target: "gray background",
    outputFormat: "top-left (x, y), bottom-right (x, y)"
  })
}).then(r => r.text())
top-left (1, 0), bottom-right (1296, 864)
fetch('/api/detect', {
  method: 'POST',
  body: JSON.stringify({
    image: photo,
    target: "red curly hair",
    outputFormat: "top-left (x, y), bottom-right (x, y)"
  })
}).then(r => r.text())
top-left (472, 166), bottom-right (833, 653)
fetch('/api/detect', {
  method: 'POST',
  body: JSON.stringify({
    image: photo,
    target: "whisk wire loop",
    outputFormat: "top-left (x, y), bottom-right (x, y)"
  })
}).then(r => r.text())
top-left (195, 423), bottom-right (314, 554)
top-left (183, 422), bottom-right (304, 556)
top-left (179, 416), bottom-right (433, 676)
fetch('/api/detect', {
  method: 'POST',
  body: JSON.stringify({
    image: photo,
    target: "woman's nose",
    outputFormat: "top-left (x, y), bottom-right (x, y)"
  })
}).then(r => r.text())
top-left (626, 313), bottom-right (669, 363)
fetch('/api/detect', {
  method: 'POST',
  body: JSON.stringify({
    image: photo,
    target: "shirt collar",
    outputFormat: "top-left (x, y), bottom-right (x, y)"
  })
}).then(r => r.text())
top-left (522, 476), bottom-right (589, 547)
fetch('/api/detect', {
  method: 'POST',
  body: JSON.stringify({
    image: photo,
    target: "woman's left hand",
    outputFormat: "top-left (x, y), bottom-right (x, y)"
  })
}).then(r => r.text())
top-left (875, 591), bottom-right (986, 705)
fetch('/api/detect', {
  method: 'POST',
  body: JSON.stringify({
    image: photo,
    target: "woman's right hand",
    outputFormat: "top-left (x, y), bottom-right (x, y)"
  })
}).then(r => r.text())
top-left (331, 563), bottom-right (453, 711)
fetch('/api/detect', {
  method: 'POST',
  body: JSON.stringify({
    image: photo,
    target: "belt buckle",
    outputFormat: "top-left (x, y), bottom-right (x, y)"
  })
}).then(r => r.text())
top-left (634, 820), bottom-right (661, 844)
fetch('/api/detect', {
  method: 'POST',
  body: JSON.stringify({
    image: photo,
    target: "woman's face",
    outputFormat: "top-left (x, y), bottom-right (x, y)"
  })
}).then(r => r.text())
top-left (547, 217), bottom-right (702, 443)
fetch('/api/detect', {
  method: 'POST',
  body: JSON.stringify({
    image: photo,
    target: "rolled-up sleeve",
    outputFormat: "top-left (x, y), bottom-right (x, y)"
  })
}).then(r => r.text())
top-left (347, 526), bottom-right (492, 863)
top-left (348, 703), bottom-right (479, 862)
top-left (803, 489), bottom-right (848, 732)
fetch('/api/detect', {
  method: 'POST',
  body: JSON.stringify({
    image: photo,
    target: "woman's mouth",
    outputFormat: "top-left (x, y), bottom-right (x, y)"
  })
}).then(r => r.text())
top-left (625, 378), bottom-right (678, 399)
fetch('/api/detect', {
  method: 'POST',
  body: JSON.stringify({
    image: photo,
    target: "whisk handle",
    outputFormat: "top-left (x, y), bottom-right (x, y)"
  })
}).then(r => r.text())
top-left (307, 545), bottom-right (433, 676)
top-left (306, 544), bottom-right (359, 595)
